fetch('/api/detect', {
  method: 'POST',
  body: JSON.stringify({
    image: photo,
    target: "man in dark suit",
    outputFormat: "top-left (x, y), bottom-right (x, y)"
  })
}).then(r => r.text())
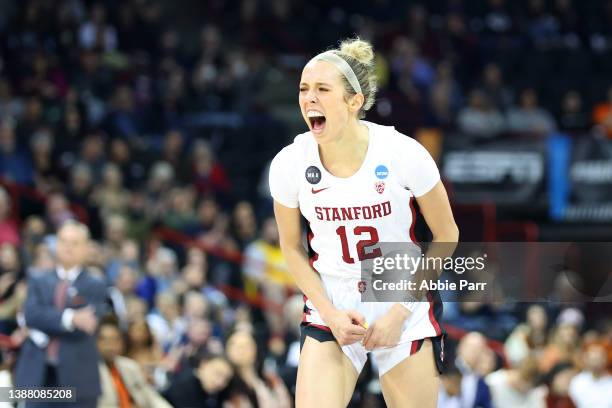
top-left (15, 220), bottom-right (107, 408)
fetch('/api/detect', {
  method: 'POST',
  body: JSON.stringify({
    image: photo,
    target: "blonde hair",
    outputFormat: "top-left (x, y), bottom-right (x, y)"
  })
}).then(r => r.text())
top-left (333, 38), bottom-right (378, 118)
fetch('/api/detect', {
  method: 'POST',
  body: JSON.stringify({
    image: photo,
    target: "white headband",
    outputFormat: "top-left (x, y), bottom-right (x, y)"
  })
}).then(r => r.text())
top-left (309, 51), bottom-right (362, 95)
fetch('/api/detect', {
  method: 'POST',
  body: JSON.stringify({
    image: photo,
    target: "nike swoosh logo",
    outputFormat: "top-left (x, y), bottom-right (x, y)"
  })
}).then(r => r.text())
top-left (311, 187), bottom-right (330, 194)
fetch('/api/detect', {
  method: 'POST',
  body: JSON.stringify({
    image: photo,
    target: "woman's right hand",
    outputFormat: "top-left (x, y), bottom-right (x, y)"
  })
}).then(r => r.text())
top-left (324, 309), bottom-right (367, 346)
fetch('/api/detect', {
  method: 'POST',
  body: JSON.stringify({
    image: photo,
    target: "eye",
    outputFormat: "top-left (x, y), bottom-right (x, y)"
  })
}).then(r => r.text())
top-left (319, 88), bottom-right (329, 92)
top-left (299, 88), bottom-right (307, 93)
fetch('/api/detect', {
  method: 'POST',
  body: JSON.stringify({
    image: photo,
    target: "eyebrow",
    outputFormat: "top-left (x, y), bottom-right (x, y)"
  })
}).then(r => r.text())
top-left (299, 82), bottom-right (333, 87)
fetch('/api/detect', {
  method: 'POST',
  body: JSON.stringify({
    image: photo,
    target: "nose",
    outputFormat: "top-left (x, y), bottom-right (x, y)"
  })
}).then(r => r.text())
top-left (305, 88), bottom-right (318, 104)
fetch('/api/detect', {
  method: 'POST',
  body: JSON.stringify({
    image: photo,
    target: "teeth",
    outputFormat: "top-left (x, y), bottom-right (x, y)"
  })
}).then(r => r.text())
top-left (307, 110), bottom-right (325, 118)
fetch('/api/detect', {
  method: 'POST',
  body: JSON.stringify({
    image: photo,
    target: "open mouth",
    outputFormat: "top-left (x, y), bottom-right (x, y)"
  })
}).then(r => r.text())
top-left (308, 114), bottom-right (326, 133)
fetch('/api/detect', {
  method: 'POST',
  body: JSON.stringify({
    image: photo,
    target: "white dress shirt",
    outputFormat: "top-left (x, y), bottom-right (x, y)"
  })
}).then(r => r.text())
top-left (57, 266), bottom-right (82, 331)
top-left (28, 266), bottom-right (83, 348)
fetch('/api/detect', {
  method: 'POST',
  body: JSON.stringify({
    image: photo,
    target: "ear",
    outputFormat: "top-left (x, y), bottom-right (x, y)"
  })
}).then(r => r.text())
top-left (348, 93), bottom-right (365, 113)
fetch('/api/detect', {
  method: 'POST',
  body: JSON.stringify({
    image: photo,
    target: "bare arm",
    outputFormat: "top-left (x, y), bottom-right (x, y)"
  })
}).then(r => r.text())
top-left (273, 201), bottom-right (366, 345)
top-left (417, 180), bottom-right (459, 244)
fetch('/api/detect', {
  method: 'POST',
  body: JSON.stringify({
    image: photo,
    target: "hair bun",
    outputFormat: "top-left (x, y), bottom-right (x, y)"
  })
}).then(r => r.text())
top-left (339, 38), bottom-right (374, 66)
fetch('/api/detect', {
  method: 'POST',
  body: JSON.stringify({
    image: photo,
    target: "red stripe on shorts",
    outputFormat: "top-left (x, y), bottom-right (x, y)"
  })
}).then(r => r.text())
top-left (410, 340), bottom-right (418, 355)
top-left (427, 292), bottom-right (442, 335)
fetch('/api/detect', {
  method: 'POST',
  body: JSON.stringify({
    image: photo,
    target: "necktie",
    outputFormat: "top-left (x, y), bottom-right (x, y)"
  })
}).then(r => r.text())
top-left (46, 278), bottom-right (70, 362)
top-left (109, 364), bottom-right (132, 408)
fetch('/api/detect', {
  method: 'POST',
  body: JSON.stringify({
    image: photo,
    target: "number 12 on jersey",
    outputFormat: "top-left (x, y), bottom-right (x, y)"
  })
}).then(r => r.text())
top-left (336, 226), bottom-right (382, 264)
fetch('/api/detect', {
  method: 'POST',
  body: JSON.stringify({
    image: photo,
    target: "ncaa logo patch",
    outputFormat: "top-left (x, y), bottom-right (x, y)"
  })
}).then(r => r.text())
top-left (375, 181), bottom-right (385, 194)
top-left (305, 166), bottom-right (322, 184)
top-left (375, 165), bottom-right (388, 179)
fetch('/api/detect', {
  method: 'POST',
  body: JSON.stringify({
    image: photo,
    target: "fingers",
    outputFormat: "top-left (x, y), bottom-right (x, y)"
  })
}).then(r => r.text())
top-left (363, 329), bottom-right (378, 350)
top-left (346, 310), bottom-right (365, 326)
top-left (337, 320), bottom-right (367, 345)
top-left (362, 325), bottom-right (373, 349)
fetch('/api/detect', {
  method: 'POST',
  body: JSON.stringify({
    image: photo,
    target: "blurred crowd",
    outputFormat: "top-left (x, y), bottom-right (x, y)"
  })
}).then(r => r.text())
top-left (0, 0), bottom-right (610, 407)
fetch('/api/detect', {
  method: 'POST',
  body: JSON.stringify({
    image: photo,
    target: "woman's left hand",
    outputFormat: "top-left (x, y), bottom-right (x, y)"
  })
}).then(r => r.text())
top-left (362, 304), bottom-right (411, 350)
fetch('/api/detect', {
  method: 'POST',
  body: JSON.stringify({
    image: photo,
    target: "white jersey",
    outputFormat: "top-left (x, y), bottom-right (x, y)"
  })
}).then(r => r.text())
top-left (269, 120), bottom-right (440, 279)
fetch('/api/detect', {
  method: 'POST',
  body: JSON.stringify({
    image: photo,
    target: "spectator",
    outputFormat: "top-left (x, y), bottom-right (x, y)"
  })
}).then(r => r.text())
top-left (172, 317), bottom-right (222, 379)
top-left (163, 351), bottom-right (234, 408)
top-left (427, 80), bottom-right (457, 130)
top-left (108, 138), bottom-right (142, 189)
top-left (455, 332), bottom-right (493, 408)
top-left (482, 0), bottom-right (515, 37)
top-left (225, 329), bottom-right (291, 407)
top-left (539, 309), bottom-right (582, 373)
top-left (162, 187), bottom-right (198, 232)
top-left (457, 89), bottom-right (506, 138)
top-left (0, 80), bottom-right (23, 120)
top-left (45, 193), bottom-right (76, 238)
top-left (66, 162), bottom-right (94, 213)
top-left (81, 132), bottom-right (108, 181)
top-left (125, 319), bottom-right (164, 382)
top-left (0, 120), bottom-right (33, 185)
top-left (19, 215), bottom-right (46, 266)
top-left (90, 163), bottom-right (130, 219)
top-left (505, 304), bottom-right (549, 366)
top-left (506, 88), bottom-right (557, 135)
top-left (189, 140), bottom-right (231, 198)
top-left (592, 85), bottom-right (612, 138)
top-left (29, 128), bottom-right (63, 193)
top-left (390, 36), bottom-right (435, 92)
top-left (146, 291), bottom-right (186, 351)
top-left (0, 243), bottom-right (25, 333)
top-left (146, 161), bottom-right (175, 218)
top-left (55, 104), bottom-right (85, 162)
top-left (199, 212), bottom-right (239, 256)
top-left (182, 291), bottom-right (209, 320)
top-left (544, 363), bottom-right (577, 408)
top-left (481, 63), bottom-right (513, 111)
top-left (559, 90), bottom-right (590, 134)
top-left (78, 3), bottom-right (118, 53)
top-left (106, 237), bottom-right (140, 288)
top-left (101, 214), bottom-right (129, 264)
top-left (568, 342), bottom-right (612, 407)
top-left (194, 196), bottom-right (220, 235)
top-left (0, 187), bottom-right (19, 246)
top-left (232, 200), bottom-right (258, 248)
top-left (15, 221), bottom-right (107, 408)
top-left (160, 129), bottom-right (188, 180)
top-left (182, 248), bottom-right (227, 308)
top-left (104, 86), bottom-right (145, 142)
top-left (486, 356), bottom-right (547, 407)
top-left (97, 317), bottom-right (171, 408)
top-left (146, 246), bottom-right (179, 294)
top-left (438, 364), bottom-right (463, 408)
top-left (243, 217), bottom-right (293, 335)
top-left (107, 265), bottom-right (140, 326)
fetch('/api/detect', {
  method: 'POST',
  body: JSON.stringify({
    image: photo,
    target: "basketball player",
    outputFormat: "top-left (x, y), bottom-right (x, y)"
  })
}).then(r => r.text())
top-left (269, 38), bottom-right (459, 407)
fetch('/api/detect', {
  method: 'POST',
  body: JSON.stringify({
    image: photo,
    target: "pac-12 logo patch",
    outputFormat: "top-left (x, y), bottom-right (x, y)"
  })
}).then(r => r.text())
top-left (375, 181), bottom-right (385, 194)
top-left (305, 166), bottom-right (321, 184)
top-left (375, 165), bottom-right (388, 179)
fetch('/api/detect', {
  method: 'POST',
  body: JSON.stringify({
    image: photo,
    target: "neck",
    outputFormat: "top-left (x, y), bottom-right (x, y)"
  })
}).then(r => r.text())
top-left (318, 120), bottom-right (368, 171)
top-left (239, 365), bottom-right (256, 376)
